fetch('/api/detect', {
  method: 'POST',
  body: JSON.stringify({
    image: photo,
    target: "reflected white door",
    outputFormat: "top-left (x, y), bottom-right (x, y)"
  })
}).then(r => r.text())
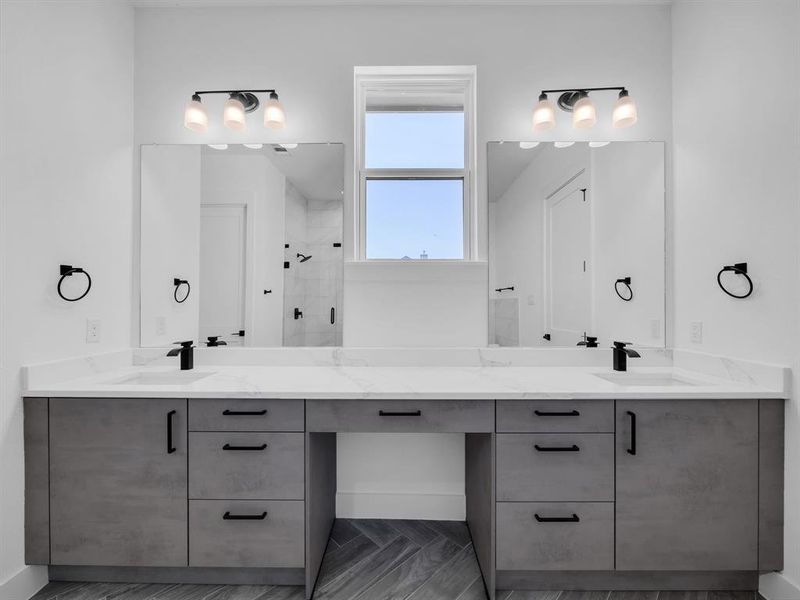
top-left (545, 180), bottom-right (591, 345)
top-left (199, 204), bottom-right (246, 344)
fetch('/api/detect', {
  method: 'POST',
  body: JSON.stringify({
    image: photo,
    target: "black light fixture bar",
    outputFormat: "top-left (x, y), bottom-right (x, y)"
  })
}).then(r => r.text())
top-left (540, 86), bottom-right (627, 94)
top-left (192, 89), bottom-right (276, 96)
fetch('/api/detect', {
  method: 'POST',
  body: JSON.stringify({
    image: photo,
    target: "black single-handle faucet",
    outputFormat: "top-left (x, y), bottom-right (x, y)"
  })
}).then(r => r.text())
top-left (167, 341), bottom-right (194, 370)
top-left (612, 341), bottom-right (640, 372)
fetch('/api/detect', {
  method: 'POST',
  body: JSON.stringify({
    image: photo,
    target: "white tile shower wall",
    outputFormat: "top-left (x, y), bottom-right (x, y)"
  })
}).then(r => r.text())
top-left (0, 1), bottom-right (134, 596)
top-left (492, 298), bottom-right (520, 347)
top-left (133, 2), bottom-right (672, 521)
top-left (671, 1), bottom-right (800, 595)
top-left (284, 182), bottom-right (308, 346)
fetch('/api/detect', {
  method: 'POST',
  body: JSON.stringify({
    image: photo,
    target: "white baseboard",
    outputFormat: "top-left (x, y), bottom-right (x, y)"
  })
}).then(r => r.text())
top-left (0, 565), bottom-right (48, 600)
top-left (760, 572), bottom-right (800, 600)
top-left (336, 492), bottom-right (465, 521)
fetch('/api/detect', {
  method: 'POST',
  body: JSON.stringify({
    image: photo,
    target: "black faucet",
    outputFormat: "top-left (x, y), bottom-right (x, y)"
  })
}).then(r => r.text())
top-left (206, 336), bottom-right (227, 347)
top-left (577, 333), bottom-right (598, 348)
top-left (612, 341), bottom-right (641, 372)
top-left (167, 341), bottom-right (194, 370)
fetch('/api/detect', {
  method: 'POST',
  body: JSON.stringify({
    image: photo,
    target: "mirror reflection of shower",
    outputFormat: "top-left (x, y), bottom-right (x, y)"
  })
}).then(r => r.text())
top-left (296, 252), bottom-right (312, 263)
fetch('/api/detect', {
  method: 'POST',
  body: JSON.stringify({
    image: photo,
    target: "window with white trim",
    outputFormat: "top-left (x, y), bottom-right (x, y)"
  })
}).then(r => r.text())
top-left (355, 67), bottom-right (477, 261)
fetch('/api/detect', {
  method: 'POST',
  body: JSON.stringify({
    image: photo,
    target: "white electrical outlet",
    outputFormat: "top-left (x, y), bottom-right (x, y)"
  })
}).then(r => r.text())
top-left (527, 294), bottom-right (536, 306)
top-left (650, 319), bottom-right (662, 339)
top-left (156, 316), bottom-right (167, 336)
top-left (86, 319), bottom-right (101, 343)
top-left (690, 321), bottom-right (703, 344)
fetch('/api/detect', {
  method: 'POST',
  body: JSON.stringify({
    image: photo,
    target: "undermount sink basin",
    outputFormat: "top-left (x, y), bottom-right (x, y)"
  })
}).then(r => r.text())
top-left (113, 371), bottom-right (214, 385)
top-left (594, 373), bottom-right (699, 387)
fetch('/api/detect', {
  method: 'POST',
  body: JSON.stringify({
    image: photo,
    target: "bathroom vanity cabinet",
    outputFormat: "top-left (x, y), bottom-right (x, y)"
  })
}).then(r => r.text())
top-left (25, 395), bottom-right (784, 598)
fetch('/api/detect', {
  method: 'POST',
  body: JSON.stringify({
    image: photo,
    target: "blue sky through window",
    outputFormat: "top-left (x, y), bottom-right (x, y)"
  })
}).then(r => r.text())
top-left (365, 112), bottom-right (465, 259)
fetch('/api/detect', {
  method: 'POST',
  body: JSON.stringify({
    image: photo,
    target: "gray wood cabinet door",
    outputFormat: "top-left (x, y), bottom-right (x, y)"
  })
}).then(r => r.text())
top-left (50, 398), bottom-right (188, 566)
top-left (615, 399), bottom-right (758, 571)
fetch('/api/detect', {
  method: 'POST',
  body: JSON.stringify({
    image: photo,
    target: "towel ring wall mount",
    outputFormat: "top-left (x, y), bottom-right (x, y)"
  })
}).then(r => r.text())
top-left (57, 265), bottom-right (92, 302)
top-left (717, 262), bottom-right (753, 299)
top-left (173, 278), bottom-right (191, 303)
top-left (615, 277), bottom-right (633, 301)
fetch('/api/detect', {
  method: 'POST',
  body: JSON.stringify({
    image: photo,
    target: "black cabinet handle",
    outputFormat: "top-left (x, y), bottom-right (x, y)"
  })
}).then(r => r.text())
top-left (223, 511), bottom-right (268, 520)
top-left (534, 444), bottom-right (580, 452)
top-left (535, 513), bottom-right (580, 523)
top-left (627, 410), bottom-right (637, 455)
top-left (534, 409), bottom-right (580, 417)
top-left (379, 410), bottom-right (422, 417)
top-left (167, 410), bottom-right (177, 454)
top-left (222, 409), bottom-right (268, 416)
top-left (223, 443), bottom-right (268, 451)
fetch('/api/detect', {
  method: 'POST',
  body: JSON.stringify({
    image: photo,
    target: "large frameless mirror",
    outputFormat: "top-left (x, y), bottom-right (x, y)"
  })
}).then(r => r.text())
top-left (488, 141), bottom-right (665, 348)
top-left (140, 143), bottom-right (344, 348)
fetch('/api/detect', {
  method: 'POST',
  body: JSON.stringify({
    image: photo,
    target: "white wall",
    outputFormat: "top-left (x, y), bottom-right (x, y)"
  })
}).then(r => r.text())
top-left (134, 2), bottom-right (672, 520)
top-left (140, 145), bottom-right (201, 346)
top-left (671, 1), bottom-right (800, 595)
top-left (0, 1), bottom-right (134, 596)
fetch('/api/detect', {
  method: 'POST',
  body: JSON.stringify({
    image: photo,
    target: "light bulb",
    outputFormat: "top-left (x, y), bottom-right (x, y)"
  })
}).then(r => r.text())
top-left (264, 92), bottom-right (286, 129)
top-left (532, 93), bottom-right (556, 132)
top-left (572, 93), bottom-right (597, 129)
top-left (519, 141), bottom-right (540, 150)
top-left (613, 90), bottom-right (638, 128)
top-left (223, 94), bottom-right (247, 130)
top-left (184, 94), bottom-right (208, 132)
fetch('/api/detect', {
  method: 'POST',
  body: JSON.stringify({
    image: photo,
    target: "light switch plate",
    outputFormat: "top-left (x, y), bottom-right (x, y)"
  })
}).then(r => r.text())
top-left (527, 295), bottom-right (536, 306)
top-left (690, 321), bottom-right (703, 344)
top-left (156, 316), bottom-right (167, 336)
top-left (86, 319), bottom-right (101, 343)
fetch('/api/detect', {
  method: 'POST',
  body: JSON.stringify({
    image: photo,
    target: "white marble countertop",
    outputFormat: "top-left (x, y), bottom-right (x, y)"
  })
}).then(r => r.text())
top-left (23, 364), bottom-right (787, 400)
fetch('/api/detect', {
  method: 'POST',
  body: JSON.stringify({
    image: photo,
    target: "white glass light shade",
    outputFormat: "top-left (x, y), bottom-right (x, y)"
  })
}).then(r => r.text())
top-left (613, 92), bottom-right (638, 128)
top-left (572, 94), bottom-right (597, 129)
top-left (243, 143), bottom-right (263, 149)
top-left (589, 141), bottom-right (611, 148)
top-left (532, 97), bottom-right (556, 132)
top-left (264, 93), bottom-right (286, 129)
top-left (554, 141), bottom-right (575, 148)
top-left (223, 96), bottom-right (246, 130)
top-left (184, 98), bottom-right (208, 132)
top-left (519, 141), bottom-right (540, 150)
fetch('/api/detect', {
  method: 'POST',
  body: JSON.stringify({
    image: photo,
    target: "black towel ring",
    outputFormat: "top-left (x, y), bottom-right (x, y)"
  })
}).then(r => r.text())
top-left (615, 277), bottom-right (633, 302)
top-left (173, 278), bottom-right (191, 303)
top-left (57, 265), bottom-right (92, 302)
top-left (717, 263), bottom-right (753, 299)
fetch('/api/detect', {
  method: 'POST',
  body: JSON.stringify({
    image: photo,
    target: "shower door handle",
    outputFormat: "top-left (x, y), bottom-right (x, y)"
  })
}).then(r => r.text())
top-left (330, 307), bottom-right (335, 325)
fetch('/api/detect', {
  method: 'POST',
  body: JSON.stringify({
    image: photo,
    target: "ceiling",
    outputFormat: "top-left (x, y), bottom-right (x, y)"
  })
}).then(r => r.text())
top-left (487, 142), bottom-right (544, 203)
top-left (132, 0), bottom-right (670, 7)
top-left (207, 143), bottom-right (344, 203)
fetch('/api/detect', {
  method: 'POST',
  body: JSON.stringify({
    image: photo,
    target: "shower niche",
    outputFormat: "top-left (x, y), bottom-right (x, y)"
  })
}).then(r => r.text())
top-left (140, 143), bottom-right (344, 348)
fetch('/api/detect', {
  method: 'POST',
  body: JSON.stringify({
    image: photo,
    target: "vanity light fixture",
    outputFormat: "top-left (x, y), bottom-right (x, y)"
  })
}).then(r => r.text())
top-left (207, 144), bottom-right (228, 150)
top-left (554, 141), bottom-right (575, 148)
top-left (243, 143), bottom-right (264, 149)
top-left (280, 143), bottom-right (299, 150)
top-left (589, 141), bottom-right (611, 148)
top-left (183, 89), bottom-right (286, 133)
top-left (532, 87), bottom-right (637, 132)
top-left (519, 141), bottom-right (540, 150)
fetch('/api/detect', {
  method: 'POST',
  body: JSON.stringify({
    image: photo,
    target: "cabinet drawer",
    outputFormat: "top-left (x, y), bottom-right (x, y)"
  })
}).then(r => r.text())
top-left (497, 502), bottom-right (614, 571)
top-left (306, 399), bottom-right (494, 433)
top-left (189, 433), bottom-right (304, 500)
top-left (497, 433), bottom-right (614, 501)
top-left (189, 500), bottom-right (304, 568)
top-left (189, 399), bottom-right (303, 432)
top-left (497, 400), bottom-right (613, 433)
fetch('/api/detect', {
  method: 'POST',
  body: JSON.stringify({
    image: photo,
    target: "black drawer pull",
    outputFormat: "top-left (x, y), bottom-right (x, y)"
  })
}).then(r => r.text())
top-left (534, 444), bottom-right (580, 452)
top-left (167, 410), bottom-right (177, 454)
top-left (535, 513), bottom-right (580, 523)
top-left (379, 410), bottom-right (422, 417)
top-left (223, 443), bottom-right (268, 451)
top-left (627, 410), bottom-right (637, 455)
top-left (534, 409), bottom-right (580, 417)
top-left (222, 409), bottom-right (268, 416)
top-left (223, 511), bottom-right (267, 520)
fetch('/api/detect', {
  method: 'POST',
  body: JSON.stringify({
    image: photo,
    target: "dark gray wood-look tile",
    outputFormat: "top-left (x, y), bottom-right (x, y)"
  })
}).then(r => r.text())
top-left (503, 592), bottom-right (561, 600)
top-left (29, 581), bottom-right (89, 600)
top-left (708, 593), bottom-right (755, 600)
top-left (330, 519), bottom-right (361, 547)
top-left (455, 577), bottom-right (489, 600)
top-left (107, 583), bottom-right (179, 599)
top-left (56, 583), bottom-right (143, 600)
top-left (658, 593), bottom-right (708, 600)
top-left (408, 543), bottom-right (482, 600)
top-left (391, 520), bottom-right (440, 547)
top-left (315, 534), bottom-right (380, 590)
top-left (253, 587), bottom-right (305, 600)
top-left (557, 592), bottom-right (610, 600)
top-left (350, 519), bottom-right (401, 547)
top-left (355, 535), bottom-right (461, 600)
top-left (495, 591), bottom-right (515, 600)
top-left (205, 585), bottom-right (275, 600)
top-left (152, 584), bottom-right (225, 599)
top-left (315, 535), bottom-right (421, 600)
top-left (608, 593), bottom-right (658, 600)
top-left (425, 520), bottom-right (473, 548)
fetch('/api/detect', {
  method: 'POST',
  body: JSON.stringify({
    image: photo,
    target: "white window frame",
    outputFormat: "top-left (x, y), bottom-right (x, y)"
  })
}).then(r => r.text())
top-left (354, 66), bottom-right (477, 261)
